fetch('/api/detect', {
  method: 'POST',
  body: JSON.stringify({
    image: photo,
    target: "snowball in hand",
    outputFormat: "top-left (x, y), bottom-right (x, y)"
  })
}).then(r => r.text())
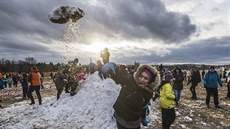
top-left (48, 6), bottom-right (84, 24)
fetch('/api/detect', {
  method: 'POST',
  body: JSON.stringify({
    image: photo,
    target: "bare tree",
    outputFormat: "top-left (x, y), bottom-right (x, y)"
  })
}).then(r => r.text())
top-left (25, 57), bottom-right (36, 64)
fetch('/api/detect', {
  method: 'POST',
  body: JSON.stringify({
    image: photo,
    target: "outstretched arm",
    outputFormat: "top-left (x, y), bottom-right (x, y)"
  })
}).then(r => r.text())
top-left (114, 65), bottom-right (132, 86)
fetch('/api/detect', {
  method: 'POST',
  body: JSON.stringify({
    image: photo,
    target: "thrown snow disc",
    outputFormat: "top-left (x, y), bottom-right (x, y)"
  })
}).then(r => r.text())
top-left (48, 6), bottom-right (84, 24)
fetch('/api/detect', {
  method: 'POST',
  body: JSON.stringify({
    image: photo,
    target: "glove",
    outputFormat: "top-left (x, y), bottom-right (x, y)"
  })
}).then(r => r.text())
top-left (70, 91), bottom-right (77, 96)
top-left (220, 84), bottom-right (222, 87)
top-left (204, 85), bottom-right (206, 88)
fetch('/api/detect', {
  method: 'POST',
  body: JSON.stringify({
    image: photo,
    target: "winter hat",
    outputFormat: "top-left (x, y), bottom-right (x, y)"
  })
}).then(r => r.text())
top-left (210, 66), bottom-right (215, 69)
top-left (31, 66), bottom-right (38, 71)
top-left (163, 68), bottom-right (173, 82)
top-left (142, 68), bottom-right (153, 81)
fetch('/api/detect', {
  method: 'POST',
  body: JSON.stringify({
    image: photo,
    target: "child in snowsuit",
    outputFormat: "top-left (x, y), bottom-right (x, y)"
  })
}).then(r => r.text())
top-left (159, 69), bottom-right (175, 129)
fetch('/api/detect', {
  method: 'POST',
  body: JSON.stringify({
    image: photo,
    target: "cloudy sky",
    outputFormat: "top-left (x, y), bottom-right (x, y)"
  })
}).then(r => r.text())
top-left (0, 0), bottom-right (229, 65)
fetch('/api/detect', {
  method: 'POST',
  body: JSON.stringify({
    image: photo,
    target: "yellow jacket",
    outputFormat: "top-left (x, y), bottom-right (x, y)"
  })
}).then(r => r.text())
top-left (159, 83), bottom-right (175, 109)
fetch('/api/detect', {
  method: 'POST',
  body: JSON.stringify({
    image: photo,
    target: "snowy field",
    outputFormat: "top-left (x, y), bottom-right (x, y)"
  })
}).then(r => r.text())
top-left (1, 72), bottom-right (229, 129)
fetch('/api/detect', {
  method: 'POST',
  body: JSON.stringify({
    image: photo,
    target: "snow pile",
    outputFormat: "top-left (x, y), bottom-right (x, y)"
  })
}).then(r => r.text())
top-left (0, 72), bottom-right (120, 129)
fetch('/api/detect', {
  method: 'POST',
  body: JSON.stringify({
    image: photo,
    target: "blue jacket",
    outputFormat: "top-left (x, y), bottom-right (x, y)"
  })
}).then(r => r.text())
top-left (203, 71), bottom-right (222, 88)
top-left (101, 62), bottom-right (116, 75)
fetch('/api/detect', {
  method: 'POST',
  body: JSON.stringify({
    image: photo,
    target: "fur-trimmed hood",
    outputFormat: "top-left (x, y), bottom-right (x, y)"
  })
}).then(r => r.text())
top-left (133, 64), bottom-right (160, 93)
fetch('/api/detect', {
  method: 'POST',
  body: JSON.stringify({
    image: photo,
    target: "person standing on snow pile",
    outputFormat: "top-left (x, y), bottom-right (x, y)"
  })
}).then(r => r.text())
top-left (28, 66), bottom-right (43, 105)
top-left (88, 62), bottom-right (97, 74)
top-left (61, 58), bottom-right (80, 93)
top-left (172, 67), bottom-right (184, 108)
top-left (60, 58), bottom-right (82, 97)
top-left (100, 47), bottom-right (110, 65)
top-left (96, 60), bottom-right (103, 78)
top-left (203, 66), bottom-right (222, 108)
top-left (100, 62), bottom-right (117, 80)
top-left (159, 68), bottom-right (176, 129)
top-left (113, 64), bottom-right (160, 129)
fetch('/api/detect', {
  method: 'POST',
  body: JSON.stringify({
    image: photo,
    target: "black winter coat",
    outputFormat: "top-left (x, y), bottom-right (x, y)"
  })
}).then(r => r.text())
top-left (113, 64), bottom-right (160, 121)
top-left (173, 72), bottom-right (184, 90)
top-left (113, 76), bottom-right (153, 121)
top-left (188, 70), bottom-right (201, 86)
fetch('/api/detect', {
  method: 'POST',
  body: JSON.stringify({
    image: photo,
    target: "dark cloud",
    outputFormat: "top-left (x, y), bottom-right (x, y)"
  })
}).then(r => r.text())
top-left (157, 36), bottom-right (230, 64)
top-left (111, 36), bottom-right (230, 65)
top-left (0, 0), bottom-right (196, 44)
top-left (85, 0), bottom-right (196, 43)
top-left (0, 1), bottom-right (81, 40)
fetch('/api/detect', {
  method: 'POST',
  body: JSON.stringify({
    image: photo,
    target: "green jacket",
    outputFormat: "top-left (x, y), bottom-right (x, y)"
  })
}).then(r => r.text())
top-left (159, 83), bottom-right (175, 109)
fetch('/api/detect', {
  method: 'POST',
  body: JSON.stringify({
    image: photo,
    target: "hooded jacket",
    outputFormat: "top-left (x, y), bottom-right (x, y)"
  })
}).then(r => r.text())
top-left (113, 64), bottom-right (160, 122)
top-left (203, 71), bottom-right (222, 88)
top-left (159, 82), bottom-right (175, 109)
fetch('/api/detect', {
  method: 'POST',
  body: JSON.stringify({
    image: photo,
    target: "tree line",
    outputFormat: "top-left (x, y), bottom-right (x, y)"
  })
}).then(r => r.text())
top-left (0, 57), bottom-right (61, 73)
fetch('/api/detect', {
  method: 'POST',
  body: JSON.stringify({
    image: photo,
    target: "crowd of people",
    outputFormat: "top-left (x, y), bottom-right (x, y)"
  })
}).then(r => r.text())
top-left (0, 73), bottom-right (20, 90)
top-left (0, 66), bottom-right (43, 105)
top-left (0, 47), bottom-right (230, 129)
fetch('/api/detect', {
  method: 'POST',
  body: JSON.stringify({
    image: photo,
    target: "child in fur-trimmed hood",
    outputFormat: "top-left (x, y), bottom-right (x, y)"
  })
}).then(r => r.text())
top-left (113, 64), bottom-right (160, 129)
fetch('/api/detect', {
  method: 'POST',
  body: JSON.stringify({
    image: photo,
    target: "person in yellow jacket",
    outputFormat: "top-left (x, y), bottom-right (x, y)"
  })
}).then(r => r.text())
top-left (159, 68), bottom-right (175, 129)
top-left (28, 66), bottom-right (42, 105)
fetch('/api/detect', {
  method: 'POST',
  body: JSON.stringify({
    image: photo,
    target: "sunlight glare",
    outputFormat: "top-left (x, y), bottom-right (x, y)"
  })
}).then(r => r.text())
top-left (84, 42), bottom-right (108, 53)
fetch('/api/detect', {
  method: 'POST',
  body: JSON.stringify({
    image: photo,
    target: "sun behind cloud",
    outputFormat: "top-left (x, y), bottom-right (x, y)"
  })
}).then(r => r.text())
top-left (84, 42), bottom-right (108, 53)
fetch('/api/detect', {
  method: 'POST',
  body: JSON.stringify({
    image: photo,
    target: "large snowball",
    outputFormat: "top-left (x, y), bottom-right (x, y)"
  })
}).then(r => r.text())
top-left (48, 6), bottom-right (84, 24)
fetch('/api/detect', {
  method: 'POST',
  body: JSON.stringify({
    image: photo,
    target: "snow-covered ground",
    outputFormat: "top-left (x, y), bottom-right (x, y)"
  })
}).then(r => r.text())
top-left (1, 72), bottom-right (229, 129)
